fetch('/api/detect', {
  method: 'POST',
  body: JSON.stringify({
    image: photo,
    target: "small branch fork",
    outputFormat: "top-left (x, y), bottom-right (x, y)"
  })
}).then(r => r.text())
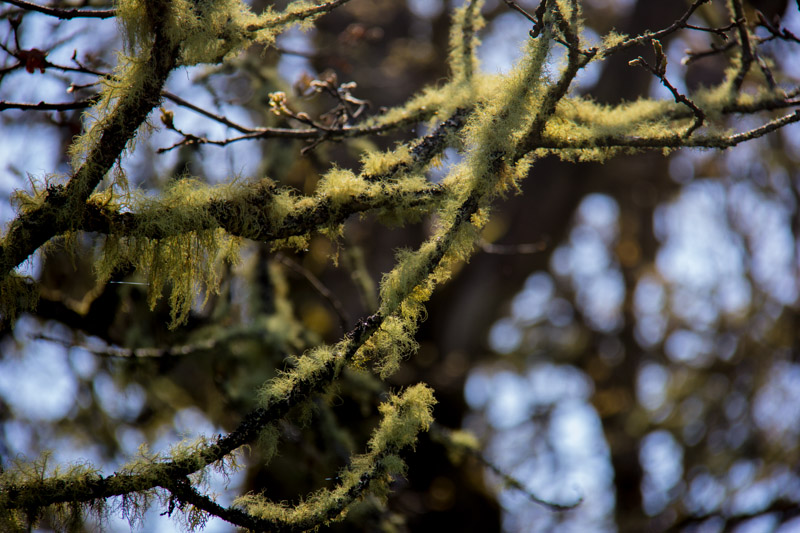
top-left (503, 0), bottom-right (548, 38)
top-left (685, 12), bottom-right (800, 65)
top-left (600, 0), bottom-right (714, 56)
top-left (0, 7), bottom-right (402, 156)
top-left (157, 75), bottom-right (401, 154)
top-left (629, 40), bottom-right (706, 137)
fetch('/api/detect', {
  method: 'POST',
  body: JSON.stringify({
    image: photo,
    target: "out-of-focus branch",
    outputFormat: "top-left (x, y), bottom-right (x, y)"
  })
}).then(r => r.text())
top-left (430, 424), bottom-right (581, 511)
top-left (479, 239), bottom-right (547, 255)
top-left (667, 498), bottom-right (800, 532)
top-left (275, 252), bottom-right (351, 333)
top-left (729, 0), bottom-right (754, 91)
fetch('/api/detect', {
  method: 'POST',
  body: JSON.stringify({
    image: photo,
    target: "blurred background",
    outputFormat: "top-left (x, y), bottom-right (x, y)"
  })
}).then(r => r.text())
top-left (1, 0), bottom-right (800, 531)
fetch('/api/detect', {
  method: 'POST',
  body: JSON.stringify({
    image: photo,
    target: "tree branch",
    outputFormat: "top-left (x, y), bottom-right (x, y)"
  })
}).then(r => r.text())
top-left (601, 0), bottom-right (714, 56)
top-left (2, 0), bottom-right (115, 19)
top-left (0, 97), bottom-right (95, 111)
top-left (534, 109), bottom-right (800, 150)
top-left (0, 0), bottom-right (179, 279)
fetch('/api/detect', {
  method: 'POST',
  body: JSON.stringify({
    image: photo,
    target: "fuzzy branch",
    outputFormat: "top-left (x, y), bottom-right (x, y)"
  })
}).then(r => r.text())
top-left (0, 0), bottom-right (179, 279)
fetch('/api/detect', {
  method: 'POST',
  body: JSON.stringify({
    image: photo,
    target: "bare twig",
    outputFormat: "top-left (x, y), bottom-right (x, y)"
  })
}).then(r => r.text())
top-left (756, 10), bottom-right (800, 45)
top-left (156, 110), bottom-right (426, 152)
top-left (274, 46), bottom-right (317, 59)
top-left (2, 0), bottom-right (115, 19)
top-left (275, 252), bottom-right (351, 333)
top-left (684, 21), bottom-right (736, 39)
top-left (601, 0), bottom-right (713, 57)
top-left (683, 40), bottom-right (736, 65)
top-left (33, 325), bottom-right (280, 359)
top-left (629, 40), bottom-right (706, 137)
top-left (34, 333), bottom-right (216, 358)
top-left (0, 97), bottom-right (95, 111)
top-left (161, 91), bottom-right (256, 134)
top-left (729, 0), bottom-right (753, 91)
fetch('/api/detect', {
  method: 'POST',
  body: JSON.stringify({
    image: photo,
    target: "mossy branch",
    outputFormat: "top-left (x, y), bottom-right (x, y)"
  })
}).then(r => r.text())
top-left (0, 0), bottom-right (178, 280)
top-left (80, 180), bottom-right (444, 243)
top-left (533, 109), bottom-right (800, 151)
top-left (0, 309), bottom-right (415, 514)
top-left (449, 0), bottom-right (485, 83)
top-left (2, 0), bottom-right (800, 529)
top-left (163, 385), bottom-right (435, 532)
top-left (0, 0), bottom-right (358, 282)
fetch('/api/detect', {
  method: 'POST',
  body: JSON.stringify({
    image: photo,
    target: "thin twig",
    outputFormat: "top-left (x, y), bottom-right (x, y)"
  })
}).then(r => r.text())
top-left (730, 0), bottom-right (753, 91)
top-left (34, 333), bottom-right (216, 358)
top-left (629, 41), bottom-right (706, 137)
top-left (275, 252), bottom-right (351, 333)
top-left (33, 326), bottom-right (280, 359)
top-left (684, 21), bottom-right (736, 39)
top-left (504, 0), bottom-right (548, 38)
top-left (275, 46), bottom-right (317, 59)
top-left (756, 10), bottom-right (800, 45)
top-left (156, 113), bottom-right (424, 152)
top-left (0, 97), bottom-right (95, 111)
top-left (683, 41), bottom-right (736, 65)
top-left (430, 424), bottom-right (582, 512)
top-left (2, 0), bottom-right (115, 19)
top-left (601, 0), bottom-right (713, 57)
top-left (162, 91), bottom-right (256, 134)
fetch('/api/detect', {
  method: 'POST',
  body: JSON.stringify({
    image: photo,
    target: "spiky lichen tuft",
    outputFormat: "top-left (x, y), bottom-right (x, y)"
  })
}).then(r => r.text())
top-left (448, 0), bottom-right (485, 83)
top-left (257, 344), bottom-right (338, 407)
top-left (353, 314), bottom-right (419, 377)
top-left (360, 145), bottom-right (412, 177)
top-left (315, 168), bottom-right (370, 207)
top-left (369, 383), bottom-right (435, 451)
top-left (599, 30), bottom-right (628, 55)
top-left (256, 424), bottom-right (281, 465)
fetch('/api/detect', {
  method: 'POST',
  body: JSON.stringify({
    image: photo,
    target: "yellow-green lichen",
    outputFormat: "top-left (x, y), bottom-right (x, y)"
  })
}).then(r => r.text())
top-left (235, 385), bottom-right (435, 529)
